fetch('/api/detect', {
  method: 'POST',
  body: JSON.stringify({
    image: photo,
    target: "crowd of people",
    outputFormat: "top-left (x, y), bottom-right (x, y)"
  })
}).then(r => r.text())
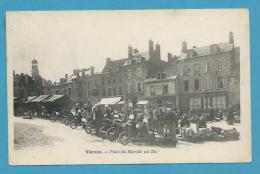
top-left (72, 102), bottom-right (238, 140)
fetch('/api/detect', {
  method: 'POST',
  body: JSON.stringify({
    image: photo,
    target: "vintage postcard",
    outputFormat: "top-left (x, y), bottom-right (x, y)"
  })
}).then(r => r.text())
top-left (7, 9), bottom-right (251, 165)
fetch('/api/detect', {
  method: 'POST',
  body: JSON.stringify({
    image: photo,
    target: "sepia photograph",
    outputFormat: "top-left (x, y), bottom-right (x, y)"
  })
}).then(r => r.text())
top-left (6, 9), bottom-right (251, 165)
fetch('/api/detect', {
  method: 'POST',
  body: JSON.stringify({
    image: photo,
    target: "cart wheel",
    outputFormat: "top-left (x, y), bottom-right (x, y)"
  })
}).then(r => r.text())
top-left (118, 131), bottom-right (129, 145)
top-left (90, 128), bottom-right (97, 135)
top-left (65, 119), bottom-right (70, 126)
top-left (50, 116), bottom-right (56, 122)
top-left (60, 118), bottom-right (66, 124)
top-left (85, 126), bottom-right (91, 134)
top-left (99, 126), bottom-right (107, 138)
top-left (70, 121), bottom-right (77, 129)
top-left (106, 127), bottom-right (116, 141)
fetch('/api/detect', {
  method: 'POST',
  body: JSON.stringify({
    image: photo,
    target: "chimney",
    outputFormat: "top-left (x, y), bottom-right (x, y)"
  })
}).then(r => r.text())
top-left (155, 43), bottom-right (161, 59)
top-left (229, 31), bottom-right (234, 45)
top-left (106, 57), bottom-right (111, 63)
top-left (133, 48), bottom-right (139, 54)
top-left (65, 74), bottom-right (68, 78)
top-left (149, 39), bottom-right (154, 57)
top-left (13, 70), bottom-right (15, 76)
top-left (168, 53), bottom-right (173, 62)
top-left (90, 66), bottom-right (94, 75)
top-left (73, 70), bottom-right (77, 75)
top-left (128, 45), bottom-right (133, 58)
top-left (181, 41), bottom-right (187, 53)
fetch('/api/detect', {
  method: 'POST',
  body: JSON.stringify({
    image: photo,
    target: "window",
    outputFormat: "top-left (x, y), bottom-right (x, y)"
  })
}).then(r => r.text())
top-left (150, 86), bottom-right (155, 95)
top-left (184, 80), bottom-right (189, 91)
top-left (205, 62), bottom-right (210, 73)
top-left (63, 88), bottom-right (66, 95)
top-left (113, 87), bottom-right (117, 96)
top-left (101, 77), bottom-right (105, 85)
top-left (194, 63), bottom-right (199, 73)
top-left (137, 82), bottom-right (142, 92)
top-left (218, 60), bottom-right (223, 71)
top-left (68, 88), bottom-right (72, 96)
top-left (88, 90), bottom-right (91, 96)
top-left (107, 78), bottom-right (111, 84)
top-left (194, 79), bottom-right (200, 90)
top-left (183, 65), bottom-right (188, 75)
top-left (137, 67), bottom-right (142, 78)
top-left (93, 89), bottom-right (98, 96)
top-left (102, 88), bottom-right (106, 96)
top-left (119, 75), bottom-right (122, 83)
top-left (189, 97), bottom-right (201, 110)
top-left (119, 87), bottom-right (123, 95)
top-left (108, 88), bottom-right (112, 96)
top-left (113, 77), bottom-right (116, 83)
top-left (217, 77), bottom-right (224, 89)
top-left (55, 89), bottom-right (59, 94)
top-left (205, 79), bottom-right (211, 90)
top-left (212, 96), bottom-right (226, 109)
top-left (163, 85), bottom-right (169, 95)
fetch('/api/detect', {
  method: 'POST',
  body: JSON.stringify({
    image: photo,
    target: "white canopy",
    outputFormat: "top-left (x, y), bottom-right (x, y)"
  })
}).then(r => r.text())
top-left (98, 97), bottom-right (122, 105)
top-left (136, 100), bottom-right (149, 105)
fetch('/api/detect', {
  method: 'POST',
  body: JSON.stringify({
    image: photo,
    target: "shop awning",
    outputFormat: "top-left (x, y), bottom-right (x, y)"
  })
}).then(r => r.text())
top-left (24, 96), bottom-right (37, 103)
top-left (43, 95), bottom-right (64, 102)
top-left (136, 100), bottom-right (149, 105)
top-left (31, 95), bottom-right (49, 103)
top-left (98, 97), bottom-right (122, 105)
top-left (117, 101), bottom-right (126, 105)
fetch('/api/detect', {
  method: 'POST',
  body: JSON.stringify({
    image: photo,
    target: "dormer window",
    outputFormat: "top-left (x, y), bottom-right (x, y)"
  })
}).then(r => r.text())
top-left (187, 49), bottom-right (196, 58)
top-left (210, 44), bottom-right (220, 54)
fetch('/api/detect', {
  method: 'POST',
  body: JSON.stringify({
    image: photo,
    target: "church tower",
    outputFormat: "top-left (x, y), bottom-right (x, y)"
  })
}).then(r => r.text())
top-left (31, 58), bottom-right (40, 79)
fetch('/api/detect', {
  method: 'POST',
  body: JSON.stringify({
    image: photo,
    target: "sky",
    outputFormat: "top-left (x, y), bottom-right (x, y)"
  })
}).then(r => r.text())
top-left (6, 9), bottom-right (249, 82)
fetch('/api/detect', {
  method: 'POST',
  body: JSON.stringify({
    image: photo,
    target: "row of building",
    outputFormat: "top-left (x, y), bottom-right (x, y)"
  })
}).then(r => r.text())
top-left (14, 32), bottom-right (240, 112)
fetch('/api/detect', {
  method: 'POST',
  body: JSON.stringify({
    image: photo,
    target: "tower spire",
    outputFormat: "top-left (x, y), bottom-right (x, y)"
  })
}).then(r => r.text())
top-left (31, 58), bottom-right (40, 79)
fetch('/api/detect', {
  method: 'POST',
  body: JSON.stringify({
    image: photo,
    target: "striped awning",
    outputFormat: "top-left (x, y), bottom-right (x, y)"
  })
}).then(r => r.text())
top-left (43, 95), bottom-right (64, 102)
top-left (31, 95), bottom-right (49, 103)
top-left (24, 96), bottom-right (37, 103)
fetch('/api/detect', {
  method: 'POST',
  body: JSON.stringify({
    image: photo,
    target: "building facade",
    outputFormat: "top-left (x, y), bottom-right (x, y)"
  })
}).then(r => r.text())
top-left (176, 32), bottom-right (240, 112)
top-left (13, 59), bottom-right (45, 99)
top-left (45, 32), bottom-right (240, 112)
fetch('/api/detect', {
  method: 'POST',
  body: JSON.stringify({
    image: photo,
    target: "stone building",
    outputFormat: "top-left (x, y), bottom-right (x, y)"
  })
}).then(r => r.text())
top-left (13, 59), bottom-right (45, 99)
top-left (176, 32), bottom-right (240, 112)
top-left (100, 40), bottom-right (163, 104)
top-left (45, 32), bottom-right (240, 112)
top-left (144, 72), bottom-right (177, 108)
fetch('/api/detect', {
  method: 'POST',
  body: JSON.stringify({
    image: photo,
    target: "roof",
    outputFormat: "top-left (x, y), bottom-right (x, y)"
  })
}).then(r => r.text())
top-left (43, 95), bottom-right (64, 102)
top-left (102, 58), bottom-right (127, 73)
top-left (98, 97), bottom-right (122, 105)
top-left (31, 95), bottom-right (49, 103)
top-left (24, 96), bottom-right (37, 103)
top-left (144, 75), bottom-right (177, 83)
top-left (178, 42), bottom-right (233, 60)
top-left (136, 100), bottom-right (149, 105)
top-left (132, 51), bottom-right (149, 59)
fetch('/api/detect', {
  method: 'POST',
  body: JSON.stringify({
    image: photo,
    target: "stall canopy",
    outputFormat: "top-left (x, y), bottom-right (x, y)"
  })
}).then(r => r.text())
top-left (117, 101), bottom-right (126, 105)
top-left (30, 95), bottom-right (49, 103)
top-left (136, 100), bottom-right (149, 105)
top-left (43, 95), bottom-right (64, 103)
top-left (24, 96), bottom-right (37, 103)
top-left (98, 97), bottom-right (122, 105)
